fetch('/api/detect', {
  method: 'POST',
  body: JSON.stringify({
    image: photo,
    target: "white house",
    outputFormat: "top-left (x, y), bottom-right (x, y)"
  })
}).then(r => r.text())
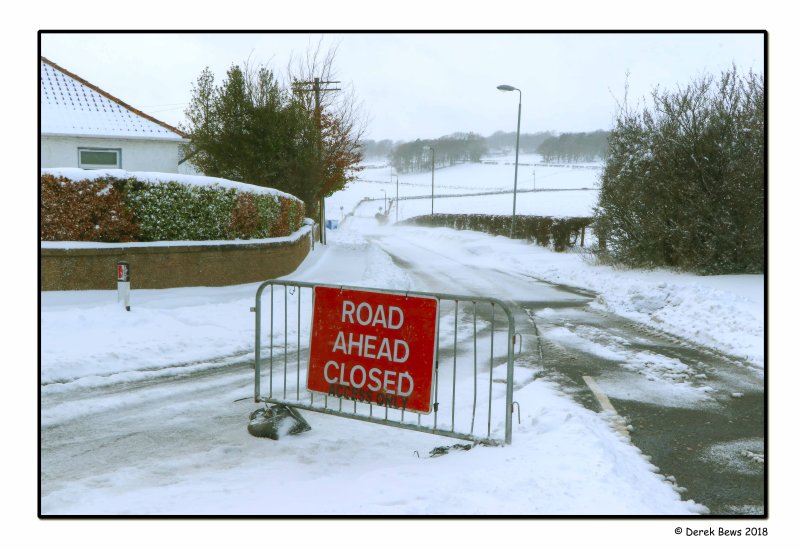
top-left (40, 56), bottom-right (197, 174)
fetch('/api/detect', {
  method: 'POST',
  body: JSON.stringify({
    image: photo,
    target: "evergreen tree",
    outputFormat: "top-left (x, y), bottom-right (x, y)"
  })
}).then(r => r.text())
top-left (182, 64), bottom-right (320, 213)
top-left (182, 48), bottom-right (365, 219)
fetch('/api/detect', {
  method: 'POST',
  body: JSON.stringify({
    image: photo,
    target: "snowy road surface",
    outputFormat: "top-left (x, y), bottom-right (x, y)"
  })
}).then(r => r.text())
top-left (39, 200), bottom-right (763, 516)
top-left (348, 203), bottom-right (765, 514)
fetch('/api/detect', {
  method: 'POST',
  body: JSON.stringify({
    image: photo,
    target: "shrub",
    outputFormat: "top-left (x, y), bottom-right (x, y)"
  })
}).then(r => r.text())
top-left (594, 67), bottom-right (764, 274)
top-left (228, 193), bottom-right (262, 238)
top-left (269, 196), bottom-right (305, 237)
top-left (124, 181), bottom-right (239, 241)
top-left (251, 194), bottom-right (282, 238)
top-left (404, 214), bottom-right (592, 252)
top-left (40, 173), bottom-right (305, 242)
top-left (40, 174), bottom-right (140, 242)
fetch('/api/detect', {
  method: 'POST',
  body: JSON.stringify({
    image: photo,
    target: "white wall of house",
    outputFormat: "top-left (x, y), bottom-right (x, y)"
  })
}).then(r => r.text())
top-left (40, 135), bottom-right (186, 173)
top-left (177, 158), bottom-right (204, 176)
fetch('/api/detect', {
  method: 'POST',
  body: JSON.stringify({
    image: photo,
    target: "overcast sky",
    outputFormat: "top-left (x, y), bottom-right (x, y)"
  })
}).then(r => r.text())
top-left (40, 32), bottom-right (764, 143)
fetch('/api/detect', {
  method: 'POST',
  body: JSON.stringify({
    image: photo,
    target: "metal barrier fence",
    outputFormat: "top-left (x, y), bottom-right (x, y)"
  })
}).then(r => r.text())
top-left (254, 280), bottom-right (516, 445)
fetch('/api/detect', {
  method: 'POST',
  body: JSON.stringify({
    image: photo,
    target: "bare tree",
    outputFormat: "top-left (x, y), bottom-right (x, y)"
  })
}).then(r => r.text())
top-left (287, 38), bottom-right (367, 196)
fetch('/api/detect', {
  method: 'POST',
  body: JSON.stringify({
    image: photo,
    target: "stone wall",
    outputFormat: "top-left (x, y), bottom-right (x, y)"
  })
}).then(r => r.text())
top-left (40, 227), bottom-right (314, 291)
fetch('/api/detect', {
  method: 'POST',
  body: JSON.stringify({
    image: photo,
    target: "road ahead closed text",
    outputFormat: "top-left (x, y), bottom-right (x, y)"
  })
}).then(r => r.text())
top-left (307, 286), bottom-right (439, 413)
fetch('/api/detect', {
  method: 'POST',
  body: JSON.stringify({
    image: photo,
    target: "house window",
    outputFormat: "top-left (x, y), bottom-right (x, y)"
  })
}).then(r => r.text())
top-left (78, 148), bottom-right (121, 169)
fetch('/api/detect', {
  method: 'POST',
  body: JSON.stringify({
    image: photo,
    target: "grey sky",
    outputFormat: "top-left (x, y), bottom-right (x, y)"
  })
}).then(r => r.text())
top-left (40, 32), bottom-right (764, 142)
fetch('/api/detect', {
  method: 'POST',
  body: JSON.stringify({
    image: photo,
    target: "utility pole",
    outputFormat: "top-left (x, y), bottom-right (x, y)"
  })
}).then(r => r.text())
top-left (293, 77), bottom-right (341, 245)
top-left (389, 168), bottom-right (397, 223)
top-left (430, 147), bottom-right (435, 215)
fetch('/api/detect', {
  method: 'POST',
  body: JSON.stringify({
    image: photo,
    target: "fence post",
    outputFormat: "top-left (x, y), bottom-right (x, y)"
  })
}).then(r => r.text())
top-left (504, 303), bottom-right (515, 445)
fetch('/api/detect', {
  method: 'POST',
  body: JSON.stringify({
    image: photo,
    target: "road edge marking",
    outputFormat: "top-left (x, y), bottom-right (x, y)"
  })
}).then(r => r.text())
top-left (583, 375), bottom-right (630, 438)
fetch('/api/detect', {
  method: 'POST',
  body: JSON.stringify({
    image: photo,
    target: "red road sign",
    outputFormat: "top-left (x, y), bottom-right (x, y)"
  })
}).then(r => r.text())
top-left (117, 261), bottom-right (129, 282)
top-left (307, 286), bottom-right (439, 414)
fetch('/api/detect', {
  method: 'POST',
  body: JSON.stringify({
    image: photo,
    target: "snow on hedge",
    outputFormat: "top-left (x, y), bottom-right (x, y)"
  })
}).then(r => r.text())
top-left (41, 168), bottom-right (300, 202)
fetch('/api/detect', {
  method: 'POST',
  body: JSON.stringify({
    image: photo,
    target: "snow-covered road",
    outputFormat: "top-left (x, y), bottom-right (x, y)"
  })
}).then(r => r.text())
top-left (340, 204), bottom-right (764, 514)
top-left (39, 198), bottom-right (764, 516)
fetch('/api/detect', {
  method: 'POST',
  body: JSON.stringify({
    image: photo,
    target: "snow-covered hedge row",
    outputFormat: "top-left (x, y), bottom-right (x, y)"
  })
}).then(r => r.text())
top-left (40, 169), bottom-right (305, 242)
top-left (405, 213), bottom-right (593, 251)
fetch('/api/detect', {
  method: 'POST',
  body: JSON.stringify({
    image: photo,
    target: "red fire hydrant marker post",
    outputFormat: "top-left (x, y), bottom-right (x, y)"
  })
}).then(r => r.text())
top-left (307, 286), bottom-right (439, 414)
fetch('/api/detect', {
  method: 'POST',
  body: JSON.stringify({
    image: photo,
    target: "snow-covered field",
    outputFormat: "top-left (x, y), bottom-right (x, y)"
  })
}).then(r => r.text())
top-left (329, 153), bottom-right (601, 221)
top-left (36, 155), bottom-right (770, 543)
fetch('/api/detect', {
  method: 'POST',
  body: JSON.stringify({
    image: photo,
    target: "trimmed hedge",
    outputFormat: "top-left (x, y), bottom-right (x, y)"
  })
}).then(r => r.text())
top-left (404, 213), bottom-right (593, 252)
top-left (40, 174), bottom-right (305, 242)
top-left (40, 175), bottom-right (139, 242)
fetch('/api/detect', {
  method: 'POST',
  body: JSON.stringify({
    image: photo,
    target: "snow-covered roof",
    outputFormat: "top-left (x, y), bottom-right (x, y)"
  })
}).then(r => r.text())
top-left (40, 56), bottom-right (186, 141)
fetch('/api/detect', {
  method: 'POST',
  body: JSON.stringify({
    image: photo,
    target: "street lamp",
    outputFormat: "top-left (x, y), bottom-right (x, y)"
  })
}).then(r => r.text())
top-left (424, 145), bottom-right (435, 215)
top-left (395, 175), bottom-right (399, 223)
top-left (380, 189), bottom-right (387, 212)
top-left (497, 84), bottom-right (522, 239)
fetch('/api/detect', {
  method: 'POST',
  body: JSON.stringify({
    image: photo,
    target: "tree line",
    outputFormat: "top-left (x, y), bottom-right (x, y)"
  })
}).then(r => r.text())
top-left (363, 130), bottom-right (609, 172)
top-left (485, 130), bottom-right (554, 153)
top-left (537, 130), bottom-right (609, 163)
top-left (361, 132), bottom-right (553, 160)
top-left (388, 133), bottom-right (487, 174)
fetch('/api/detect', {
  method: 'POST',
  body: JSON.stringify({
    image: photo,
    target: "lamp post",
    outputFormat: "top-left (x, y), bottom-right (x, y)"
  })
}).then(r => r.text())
top-left (395, 175), bottom-right (399, 223)
top-left (497, 84), bottom-right (521, 239)
top-left (424, 145), bottom-right (435, 215)
top-left (380, 189), bottom-right (387, 212)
